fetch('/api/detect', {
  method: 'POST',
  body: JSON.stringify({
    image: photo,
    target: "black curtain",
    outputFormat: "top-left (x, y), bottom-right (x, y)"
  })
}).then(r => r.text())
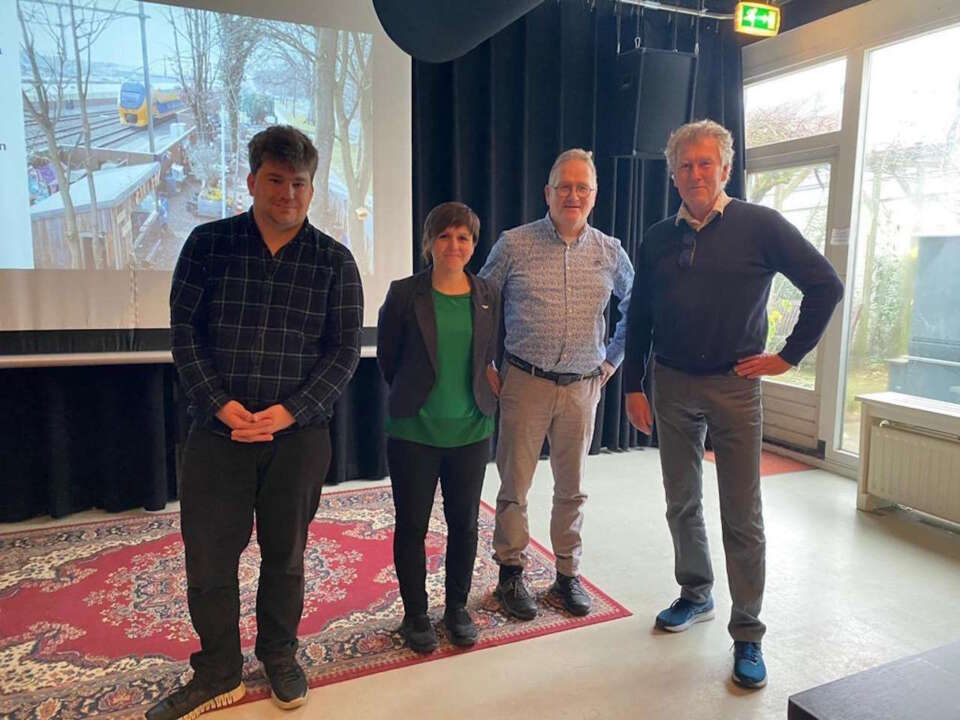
top-left (0, 362), bottom-right (389, 522)
top-left (413, 0), bottom-right (746, 455)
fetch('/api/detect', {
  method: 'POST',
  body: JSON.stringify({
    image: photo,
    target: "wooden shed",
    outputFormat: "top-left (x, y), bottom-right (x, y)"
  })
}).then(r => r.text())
top-left (30, 162), bottom-right (161, 269)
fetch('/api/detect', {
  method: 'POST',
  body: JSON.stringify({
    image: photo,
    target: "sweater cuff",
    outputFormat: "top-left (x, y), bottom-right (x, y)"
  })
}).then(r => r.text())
top-left (777, 346), bottom-right (803, 367)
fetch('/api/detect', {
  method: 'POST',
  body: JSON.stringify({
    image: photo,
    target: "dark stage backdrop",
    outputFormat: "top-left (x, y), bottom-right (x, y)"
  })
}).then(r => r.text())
top-left (2, 0), bottom-right (848, 522)
top-left (0, 361), bottom-right (389, 521)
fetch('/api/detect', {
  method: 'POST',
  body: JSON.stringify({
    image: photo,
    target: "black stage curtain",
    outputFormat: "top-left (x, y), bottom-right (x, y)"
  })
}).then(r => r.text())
top-left (0, 361), bottom-right (389, 522)
top-left (413, 0), bottom-right (746, 456)
top-left (2, 0), bottom-right (850, 522)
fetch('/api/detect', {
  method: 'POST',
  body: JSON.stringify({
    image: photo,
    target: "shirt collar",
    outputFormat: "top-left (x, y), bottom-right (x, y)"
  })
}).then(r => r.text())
top-left (544, 211), bottom-right (590, 245)
top-left (246, 207), bottom-right (310, 254)
top-left (676, 191), bottom-right (731, 231)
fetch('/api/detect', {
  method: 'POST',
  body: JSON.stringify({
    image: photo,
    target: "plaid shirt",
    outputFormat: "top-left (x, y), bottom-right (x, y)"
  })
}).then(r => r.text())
top-left (170, 210), bottom-right (363, 433)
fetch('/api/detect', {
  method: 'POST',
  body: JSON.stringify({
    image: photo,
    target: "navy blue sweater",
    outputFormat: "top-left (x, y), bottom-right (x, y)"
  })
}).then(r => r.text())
top-left (623, 199), bottom-right (843, 391)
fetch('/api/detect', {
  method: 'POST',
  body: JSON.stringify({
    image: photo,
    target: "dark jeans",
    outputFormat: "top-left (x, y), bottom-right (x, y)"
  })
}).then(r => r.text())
top-left (179, 426), bottom-right (330, 685)
top-left (387, 436), bottom-right (489, 616)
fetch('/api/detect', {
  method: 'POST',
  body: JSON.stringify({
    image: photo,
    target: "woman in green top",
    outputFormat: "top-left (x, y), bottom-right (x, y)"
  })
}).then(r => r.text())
top-left (377, 202), bottom-right (500, 653)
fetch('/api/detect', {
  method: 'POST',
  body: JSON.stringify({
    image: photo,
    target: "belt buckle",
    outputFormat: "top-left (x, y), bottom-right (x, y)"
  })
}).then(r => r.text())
top-left (556, 374), bottom-right (578, 386)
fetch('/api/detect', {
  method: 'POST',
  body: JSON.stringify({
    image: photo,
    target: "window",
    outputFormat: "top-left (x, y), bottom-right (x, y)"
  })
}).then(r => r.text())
top-left (744, 59), bottom-right (846, 149)
top-left (747, 162), bottom-right (832, 389)
top-left (745, 61), bottom-right (840, 399)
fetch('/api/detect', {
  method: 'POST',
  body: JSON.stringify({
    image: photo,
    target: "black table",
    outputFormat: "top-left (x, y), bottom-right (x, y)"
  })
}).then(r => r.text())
top-left (788, 641), bottom-right (960, 719)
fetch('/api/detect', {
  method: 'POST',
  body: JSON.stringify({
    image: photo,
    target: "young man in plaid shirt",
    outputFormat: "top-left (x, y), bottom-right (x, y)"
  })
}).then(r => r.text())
top-left (148, 126), bottom-right (363, 720)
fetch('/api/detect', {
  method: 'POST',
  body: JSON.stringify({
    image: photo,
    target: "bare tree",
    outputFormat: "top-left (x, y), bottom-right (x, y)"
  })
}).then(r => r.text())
top-left (68, 0), bottom-right (117, 267)
top-left (18, 0), bottom-right (82, 268)
top-left (216, 13), bottom-right (262, 163)
top-left (262, 23), bottom-right (337, 220)
top-left (745, 99), bottom-right (838, 149)
top-left (334, 31), bottom-right (373, 274)
top-left (314, 29), bottom-right (338, 216)
top-left (185, 142), bottom-right (221, 197)
top-left (168, 6), bottom-right (215, 143)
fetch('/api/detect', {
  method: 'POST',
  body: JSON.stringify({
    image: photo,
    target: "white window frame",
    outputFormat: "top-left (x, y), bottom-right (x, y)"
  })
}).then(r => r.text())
top-left (742, 0), bottom-right (960, 477)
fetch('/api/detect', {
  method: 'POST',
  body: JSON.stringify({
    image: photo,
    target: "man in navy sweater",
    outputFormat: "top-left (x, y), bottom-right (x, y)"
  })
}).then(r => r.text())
top-left (623, 119), bottom-right (843, 689)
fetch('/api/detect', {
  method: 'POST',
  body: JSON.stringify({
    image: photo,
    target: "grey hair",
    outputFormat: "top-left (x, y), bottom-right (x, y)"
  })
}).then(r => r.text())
top-left (548, 148), bottom-right (598, 189)
top-left (664, 119), bottom-right (734, 180)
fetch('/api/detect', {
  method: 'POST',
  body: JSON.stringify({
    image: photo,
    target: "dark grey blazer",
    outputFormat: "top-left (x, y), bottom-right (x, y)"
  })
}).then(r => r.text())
top-left (377, 268), bottom-right (500, 419)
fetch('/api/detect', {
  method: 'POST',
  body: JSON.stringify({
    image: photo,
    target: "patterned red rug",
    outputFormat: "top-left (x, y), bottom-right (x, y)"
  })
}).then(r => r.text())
top-left (0, 485), bottom-right (630, 719)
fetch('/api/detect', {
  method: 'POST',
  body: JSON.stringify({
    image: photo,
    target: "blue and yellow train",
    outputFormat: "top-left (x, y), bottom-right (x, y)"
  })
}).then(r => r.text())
top-left (118, 81), bottom-right (184, 127)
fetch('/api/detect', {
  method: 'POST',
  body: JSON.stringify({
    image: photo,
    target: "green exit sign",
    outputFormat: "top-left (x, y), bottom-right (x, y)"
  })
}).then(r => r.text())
top-left (734, 2), bottom-right (782, 37)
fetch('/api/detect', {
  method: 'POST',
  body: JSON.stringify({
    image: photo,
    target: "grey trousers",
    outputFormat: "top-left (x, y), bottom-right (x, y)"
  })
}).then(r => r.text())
top-left (493, 363), bottom-right (603, 577)
top-left (653, 361), bottom-right (766, 642)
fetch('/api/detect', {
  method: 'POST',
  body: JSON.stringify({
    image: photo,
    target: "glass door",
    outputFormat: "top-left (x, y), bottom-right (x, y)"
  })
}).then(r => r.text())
top-left (837, 24), bottom-right (960, 455)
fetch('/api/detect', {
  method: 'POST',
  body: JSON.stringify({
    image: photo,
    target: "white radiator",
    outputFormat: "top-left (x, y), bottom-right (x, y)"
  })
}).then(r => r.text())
top-left (866, 422), bottom-right (960, 523)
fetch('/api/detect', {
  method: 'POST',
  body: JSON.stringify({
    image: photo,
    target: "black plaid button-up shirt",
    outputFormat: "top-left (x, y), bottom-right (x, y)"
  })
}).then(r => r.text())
top-left (171, 210), bottom-right (363, 434)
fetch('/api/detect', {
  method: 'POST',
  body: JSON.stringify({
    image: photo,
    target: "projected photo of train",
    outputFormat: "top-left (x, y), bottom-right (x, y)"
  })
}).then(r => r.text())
top-left (118, 82), bottom-right (185, 127)
top-left (14, 0), bottom-right (374, 276)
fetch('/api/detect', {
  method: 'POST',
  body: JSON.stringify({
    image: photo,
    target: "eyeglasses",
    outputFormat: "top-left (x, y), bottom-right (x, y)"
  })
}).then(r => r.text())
top-left (551, 183), bottom-right (595, 198)
top-left (678, 231), bottom-right (696, 269)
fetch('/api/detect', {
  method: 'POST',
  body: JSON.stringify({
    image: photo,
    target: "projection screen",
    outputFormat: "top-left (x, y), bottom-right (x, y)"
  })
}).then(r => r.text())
top-left (0, 0), bottom-right (412, 355)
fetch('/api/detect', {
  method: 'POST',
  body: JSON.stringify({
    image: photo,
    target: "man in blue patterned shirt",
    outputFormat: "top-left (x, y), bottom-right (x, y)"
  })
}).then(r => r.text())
top-left (480, 148), bottom-right (633, 619)
top-left (149, 126), bottom-right (362, 720)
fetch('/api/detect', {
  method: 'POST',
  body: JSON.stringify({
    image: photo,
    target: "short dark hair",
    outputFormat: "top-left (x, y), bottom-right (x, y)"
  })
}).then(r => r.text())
top-left (248, 125), bottom-right (319, 178)
top-left (422, 202), bottom-right (481, 264)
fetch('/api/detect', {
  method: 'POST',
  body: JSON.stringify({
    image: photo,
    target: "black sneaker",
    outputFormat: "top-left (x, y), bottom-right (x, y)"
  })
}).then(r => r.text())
top-left (443, 606), bottom-right (478, 647)
top-left (145, 676), bottom-right (245, 720)
top-left (549, 573), bottom-right (592, 616)
top-left (261, 657), bottom-right (308, 710)
top-left (400, 613), bottom-right (438, 654)
top-left (494, 570), bottom-right (537, 620)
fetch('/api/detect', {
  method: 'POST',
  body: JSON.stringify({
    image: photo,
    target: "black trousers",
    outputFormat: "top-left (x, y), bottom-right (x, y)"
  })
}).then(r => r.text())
top-left (179, 426), bottom-right (330, 685)
top-left (387, 436), bottom-right (489, 616)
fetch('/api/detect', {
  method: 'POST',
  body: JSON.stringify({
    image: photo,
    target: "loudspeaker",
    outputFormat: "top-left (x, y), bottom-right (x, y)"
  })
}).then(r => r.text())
top-left (372, 0), bottom-right (543, 63)
top-left (612, 48), bottom-right (697, 158)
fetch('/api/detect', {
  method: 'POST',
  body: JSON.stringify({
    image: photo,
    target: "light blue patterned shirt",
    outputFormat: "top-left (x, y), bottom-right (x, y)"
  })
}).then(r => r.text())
top-left (479, 214), bottom-right (634, 374)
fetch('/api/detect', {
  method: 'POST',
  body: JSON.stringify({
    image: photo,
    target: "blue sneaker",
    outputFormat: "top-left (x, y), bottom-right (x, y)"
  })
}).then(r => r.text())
top-left (655, 596), bottom-right (715, 632)
top-left (732, 641), bottom-right (767, 688)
